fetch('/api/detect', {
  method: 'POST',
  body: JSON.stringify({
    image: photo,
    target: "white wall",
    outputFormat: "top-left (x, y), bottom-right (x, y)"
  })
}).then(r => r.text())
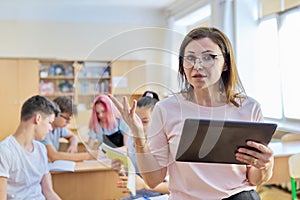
top-left (0, 2), bottom-right (173, 95)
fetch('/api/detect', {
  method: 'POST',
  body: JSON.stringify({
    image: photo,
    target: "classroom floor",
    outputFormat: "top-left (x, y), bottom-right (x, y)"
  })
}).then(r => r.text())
top-left (257, 185), bottom-right (292, 200)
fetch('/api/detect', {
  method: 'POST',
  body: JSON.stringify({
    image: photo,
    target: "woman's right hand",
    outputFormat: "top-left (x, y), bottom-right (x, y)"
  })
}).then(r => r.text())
top-left (108, 94), bottom-right (144, 138)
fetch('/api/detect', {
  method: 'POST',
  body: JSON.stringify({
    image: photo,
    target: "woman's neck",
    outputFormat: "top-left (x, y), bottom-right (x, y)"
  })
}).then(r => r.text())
top-left (192, 87), bottom-right (226, 107)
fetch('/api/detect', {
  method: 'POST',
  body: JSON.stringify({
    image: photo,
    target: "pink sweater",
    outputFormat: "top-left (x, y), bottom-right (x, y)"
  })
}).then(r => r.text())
top-left (147, 93), bottom-right (263, 200)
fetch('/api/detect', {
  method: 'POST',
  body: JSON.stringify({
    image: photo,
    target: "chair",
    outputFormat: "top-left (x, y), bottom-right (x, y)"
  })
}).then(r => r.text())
top-left (288, 153), bottom-right (300, 200)
top-left (281, 133), bottom-right (300, 142)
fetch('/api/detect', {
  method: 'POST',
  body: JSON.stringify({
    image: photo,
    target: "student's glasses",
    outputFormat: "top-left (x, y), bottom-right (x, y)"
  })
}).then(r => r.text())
top-left (60, 114), bottom-right (71, 122)
top-left (183, 54), bottom-right (223, 69)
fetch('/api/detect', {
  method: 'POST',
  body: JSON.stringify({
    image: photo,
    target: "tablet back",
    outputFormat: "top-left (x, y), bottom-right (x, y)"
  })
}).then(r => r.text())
top-left (175, 119), bottom-right (277, 164)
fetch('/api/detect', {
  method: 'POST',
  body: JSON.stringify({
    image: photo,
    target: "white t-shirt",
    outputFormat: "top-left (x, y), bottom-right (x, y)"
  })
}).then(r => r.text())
top-left (147, 93), bottom-right (263, 200)
top-left (0, 135), bottom-right (49, 200)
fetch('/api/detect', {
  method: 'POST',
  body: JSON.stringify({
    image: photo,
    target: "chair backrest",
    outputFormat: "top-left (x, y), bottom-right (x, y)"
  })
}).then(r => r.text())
top-left (289, 153), bottom-right (300, 179)
top-left (281, 133), bottom-right (300, 142)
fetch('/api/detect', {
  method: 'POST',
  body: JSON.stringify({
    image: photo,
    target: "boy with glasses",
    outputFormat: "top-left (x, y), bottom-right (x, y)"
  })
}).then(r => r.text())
top-left (41, 96), bottom-right (95, 162)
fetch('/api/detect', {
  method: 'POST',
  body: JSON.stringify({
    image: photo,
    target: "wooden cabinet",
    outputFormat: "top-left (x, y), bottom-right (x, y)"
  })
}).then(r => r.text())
top-left (0, 59), bottom-right (39, 140)
top-left (111, 60), bottom-right (146, 102)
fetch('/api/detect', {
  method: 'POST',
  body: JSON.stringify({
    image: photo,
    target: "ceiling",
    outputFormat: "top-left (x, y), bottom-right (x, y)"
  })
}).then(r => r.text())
top-left (0, 0), bottom-right (178, 9)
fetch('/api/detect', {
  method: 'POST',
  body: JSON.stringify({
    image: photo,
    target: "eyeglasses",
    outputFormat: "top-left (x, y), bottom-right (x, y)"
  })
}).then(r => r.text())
top-left (60, 114), bottom-right (71, 122)
top-left (183, 54), bottom-right (223, 69)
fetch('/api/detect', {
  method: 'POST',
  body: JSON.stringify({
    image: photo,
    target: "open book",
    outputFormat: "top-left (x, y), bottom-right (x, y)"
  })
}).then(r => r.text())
top-left (48, 160), bottom-right (76, 172)
top-left (100, 143), bottom-right (136, 196)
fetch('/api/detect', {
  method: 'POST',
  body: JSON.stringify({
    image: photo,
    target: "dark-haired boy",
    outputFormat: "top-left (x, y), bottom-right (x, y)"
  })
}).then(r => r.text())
top-left (0, 95), bottom-right (61, 199)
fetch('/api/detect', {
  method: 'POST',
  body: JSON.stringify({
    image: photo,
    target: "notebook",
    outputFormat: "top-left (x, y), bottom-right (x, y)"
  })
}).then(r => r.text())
top-left (175, 119), bottom-right (277, 164)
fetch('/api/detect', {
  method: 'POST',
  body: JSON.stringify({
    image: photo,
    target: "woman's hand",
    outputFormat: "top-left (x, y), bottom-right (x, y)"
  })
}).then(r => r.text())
top-left (235, 140), bottom-right (274, 185)
top-left (235, 141), bottom-right (274, 169)
top-left (108, 94), bottom-right (144, 138)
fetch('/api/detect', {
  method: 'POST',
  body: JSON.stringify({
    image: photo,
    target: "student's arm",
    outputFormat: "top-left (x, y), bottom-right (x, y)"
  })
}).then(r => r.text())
top-left (0, 177), bottom-right (7, 200)
top-left (45, 144), bottom-right (94, 162)
top-left (87, 137), bottom-right (96, 150)
top-left (41, 173), bottom-right (61, 200)
top-left (64, 130), bottom-right (78, 153)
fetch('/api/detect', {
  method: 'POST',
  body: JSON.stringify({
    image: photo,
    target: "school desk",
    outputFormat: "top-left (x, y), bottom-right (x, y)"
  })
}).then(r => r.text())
top-left (51, 161), bottom-right (128, 200)
top-left (58, 138), bottom-right (87, 152)
top-left (267, 141), bottom-right (300, 184)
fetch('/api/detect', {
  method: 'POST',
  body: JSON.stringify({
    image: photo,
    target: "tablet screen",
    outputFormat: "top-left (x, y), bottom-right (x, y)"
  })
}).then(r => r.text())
top-left (175, 119), bottom-right (277, 164)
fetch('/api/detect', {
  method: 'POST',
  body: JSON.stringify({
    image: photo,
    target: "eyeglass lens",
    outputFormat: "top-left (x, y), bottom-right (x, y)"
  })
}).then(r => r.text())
top-left (183, 54), bottom-right (217, 68)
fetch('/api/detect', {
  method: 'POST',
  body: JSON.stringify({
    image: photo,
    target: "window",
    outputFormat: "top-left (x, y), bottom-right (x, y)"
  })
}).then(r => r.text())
top-left (256, 17), bottom-right (282, 119)
top-left (280, 10), bottom-right (300, 119)
top-left (256, 7), bottom-right (300, 131)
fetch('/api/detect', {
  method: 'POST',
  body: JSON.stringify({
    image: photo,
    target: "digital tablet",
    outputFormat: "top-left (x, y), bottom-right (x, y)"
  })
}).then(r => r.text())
top-left (175, 119), bottom-right (277, 164)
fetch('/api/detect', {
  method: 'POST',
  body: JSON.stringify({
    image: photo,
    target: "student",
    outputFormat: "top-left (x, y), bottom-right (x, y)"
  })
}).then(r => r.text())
top-left (87, 94), bottom-right (130, 149)
top-left (114, 91), bottom-right (169, 199)
top-left (0, 95), bottom-right (61, 200)
top-left (109, 27), bottom-right (274, 200)
top-left (41, 96), bottom-right (95, 162)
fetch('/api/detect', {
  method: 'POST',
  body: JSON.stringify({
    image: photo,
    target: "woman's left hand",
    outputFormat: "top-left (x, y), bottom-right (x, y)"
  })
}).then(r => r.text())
top-left (108, 94), bottom-right (144, 138)
top-left (235, 140), bottom-right (274, 169)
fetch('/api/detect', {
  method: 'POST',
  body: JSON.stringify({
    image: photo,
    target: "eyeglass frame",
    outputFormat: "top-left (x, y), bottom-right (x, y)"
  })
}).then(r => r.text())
top-left (59, 114), bottom-right (71, 122)
top-left (182, 53), bottom-right (223, 69)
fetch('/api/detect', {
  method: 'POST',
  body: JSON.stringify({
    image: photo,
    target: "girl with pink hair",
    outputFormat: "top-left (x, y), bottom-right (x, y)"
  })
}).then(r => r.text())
top-left (87, 94), bottom-right (130, 148)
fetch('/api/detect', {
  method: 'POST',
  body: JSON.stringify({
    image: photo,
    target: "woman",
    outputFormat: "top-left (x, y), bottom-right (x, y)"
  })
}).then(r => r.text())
top-left (87, 94), bottom-right (130, 148)
top-left (109, 27), bottom-right (274, 200)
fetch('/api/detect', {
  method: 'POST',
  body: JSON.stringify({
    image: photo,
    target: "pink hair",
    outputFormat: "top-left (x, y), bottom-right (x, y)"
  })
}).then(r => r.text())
top-left (88, 94), bottom-right (121, 133)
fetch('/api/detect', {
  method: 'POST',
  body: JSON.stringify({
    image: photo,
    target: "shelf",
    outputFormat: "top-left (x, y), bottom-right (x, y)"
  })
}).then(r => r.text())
top-left (41, 76), bottom-right (74, 80)
top-left (77, 76), bottom-right (110, 80)
top-left (43, 93), bottom-right (74, 97)
top-left (39, 60), bottom-right (75, 100)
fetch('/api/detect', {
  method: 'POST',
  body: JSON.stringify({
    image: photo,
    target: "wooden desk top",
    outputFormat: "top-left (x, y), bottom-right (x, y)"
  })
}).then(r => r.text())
top-left (269, 141), bottom-right (300, 157)
top-left (75, 161), bottom-right (112, 172)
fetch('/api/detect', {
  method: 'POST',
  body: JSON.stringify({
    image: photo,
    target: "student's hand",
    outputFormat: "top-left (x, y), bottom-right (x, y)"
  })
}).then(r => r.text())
top-left (67, 144), bottom-right (78, 153)
top-left (235, 140), bottom-right (274, 169)
top-left (89, 149), bottom-right (107, 160)
top-left (108, 94), bottom-right (144, 138)
top-left (112, 158), bottom-right (122, 172)
top-left (116, 176), bottom-right (130, 193)
top-left (136, 175), bottom-right (147, 190)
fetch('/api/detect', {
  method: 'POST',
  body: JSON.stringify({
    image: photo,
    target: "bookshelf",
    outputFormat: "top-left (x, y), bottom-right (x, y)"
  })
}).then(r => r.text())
top-left (39, 60), bottom-right (75, 100)
top-left (38, 59), bottom-right (146, 110)
top-left (75, 61), bottom-right (111, 109)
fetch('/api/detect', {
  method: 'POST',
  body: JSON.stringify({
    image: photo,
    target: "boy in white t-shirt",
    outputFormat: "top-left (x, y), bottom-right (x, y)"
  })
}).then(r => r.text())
top-left (0, 95), bottom-right (61, 200)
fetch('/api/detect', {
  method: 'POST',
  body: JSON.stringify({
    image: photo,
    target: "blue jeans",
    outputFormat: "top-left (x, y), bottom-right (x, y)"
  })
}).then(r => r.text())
top-left (222, 190), bottom-right (261, 200)
top-left (121, 190), bottom-right (162, 200)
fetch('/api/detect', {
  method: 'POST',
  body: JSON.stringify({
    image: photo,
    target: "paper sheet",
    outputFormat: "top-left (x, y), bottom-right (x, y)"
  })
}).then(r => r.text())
top-left (48, 160), bottom-right (76, 172)
top-left (100, 143), bottom-right (136, 196)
